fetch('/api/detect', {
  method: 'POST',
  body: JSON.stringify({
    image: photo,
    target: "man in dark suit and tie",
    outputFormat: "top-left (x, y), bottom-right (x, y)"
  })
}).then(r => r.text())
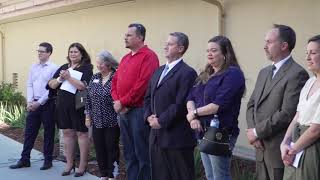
top-left (246, 24), bottom-right (309, 180)
top-left (144, 32), bottom-right (197, 180)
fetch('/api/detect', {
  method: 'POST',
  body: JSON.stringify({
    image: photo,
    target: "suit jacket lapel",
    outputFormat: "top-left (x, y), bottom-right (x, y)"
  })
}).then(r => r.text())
top-left (157, 60), bottom-right (184, 88)
top-left (150, 67), bottom-right (164, 114)
top-left (256, 68), bottom-right (270, 105)
top-left (152, 66), bottom-right (164, 93)
top-left (258, 58), bottom-right (293, 105)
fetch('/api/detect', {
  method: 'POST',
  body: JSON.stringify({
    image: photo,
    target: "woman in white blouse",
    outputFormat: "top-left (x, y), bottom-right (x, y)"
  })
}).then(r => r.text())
top-left (281, 35), bottom-right (320, 180)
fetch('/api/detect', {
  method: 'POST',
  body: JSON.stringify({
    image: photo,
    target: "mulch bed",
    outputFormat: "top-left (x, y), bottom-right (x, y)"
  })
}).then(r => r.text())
top-left (0, 122), bottom-right (126, 179)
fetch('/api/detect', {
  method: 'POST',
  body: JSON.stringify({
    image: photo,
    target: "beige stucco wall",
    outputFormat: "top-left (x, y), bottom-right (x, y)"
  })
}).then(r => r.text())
top-left (0, 31), bottom-right (3, 81)
top-left (1, 0), bottom-right (319, 151)
top-left (0, 0), bottom-right (218, 90)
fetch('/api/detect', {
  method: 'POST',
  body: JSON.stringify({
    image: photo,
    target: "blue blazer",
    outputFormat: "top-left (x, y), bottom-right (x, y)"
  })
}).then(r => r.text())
top-left (144, 60), bottom-right (197, 148)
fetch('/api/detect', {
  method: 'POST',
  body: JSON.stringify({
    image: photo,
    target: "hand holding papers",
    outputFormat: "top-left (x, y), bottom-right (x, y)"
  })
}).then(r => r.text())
top-left (60, 68), bottom-right (83, 94)
top-left (290, 142), bottom-right (304, 168)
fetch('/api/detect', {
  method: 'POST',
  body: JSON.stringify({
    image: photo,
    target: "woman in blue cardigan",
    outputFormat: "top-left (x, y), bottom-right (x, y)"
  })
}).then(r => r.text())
top-left (186, 36), bottom-right (245, 180)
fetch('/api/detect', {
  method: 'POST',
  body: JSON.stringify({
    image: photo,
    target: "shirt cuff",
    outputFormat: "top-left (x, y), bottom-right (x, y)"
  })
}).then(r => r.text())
top-left (253, 128), bottom-right (258, 138)
top-left (37, 98), bottom-right (47, 105)
top-left (84, 109), bottom-right (90, 115)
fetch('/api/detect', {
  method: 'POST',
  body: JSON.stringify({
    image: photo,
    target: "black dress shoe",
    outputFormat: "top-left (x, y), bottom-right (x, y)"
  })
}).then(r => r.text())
top-left (9, 160), bottom-right (31, 169)
top-left (40, 161), bottom-right (52, 170)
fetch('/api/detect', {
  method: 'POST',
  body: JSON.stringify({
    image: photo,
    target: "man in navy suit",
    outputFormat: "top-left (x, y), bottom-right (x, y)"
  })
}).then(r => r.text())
top-left (144, 32), bottom-right (197, 180)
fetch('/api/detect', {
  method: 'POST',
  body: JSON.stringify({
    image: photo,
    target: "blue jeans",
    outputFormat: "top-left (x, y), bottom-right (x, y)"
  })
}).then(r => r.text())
top-left (200, 135), bottom-right (237, 180)
top-left (119, 107), bottom-right (150, 180)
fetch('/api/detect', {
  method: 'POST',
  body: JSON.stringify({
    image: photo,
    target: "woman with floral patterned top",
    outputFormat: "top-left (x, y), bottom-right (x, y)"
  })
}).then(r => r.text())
top-left (85, 50), bottom-right (119, 180)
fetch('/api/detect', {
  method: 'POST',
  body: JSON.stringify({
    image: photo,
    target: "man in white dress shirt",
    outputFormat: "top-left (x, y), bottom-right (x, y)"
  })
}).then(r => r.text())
top-left (9, 42), bottom-right (58, 170)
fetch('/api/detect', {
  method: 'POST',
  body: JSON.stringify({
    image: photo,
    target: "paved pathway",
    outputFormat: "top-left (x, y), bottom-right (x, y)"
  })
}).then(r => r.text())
top-left (0, 134), bottom-right (98, 180)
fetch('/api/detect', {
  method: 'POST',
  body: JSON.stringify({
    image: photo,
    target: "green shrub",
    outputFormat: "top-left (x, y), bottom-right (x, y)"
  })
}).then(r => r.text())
top-left (0, 103), bottom-right (26, 128)
top-left (0, 82), bottom-right (26, 106)
top-left (0, 82), bottom-right (26, 128)
top-left (194, 147), bottom-right (205, 180)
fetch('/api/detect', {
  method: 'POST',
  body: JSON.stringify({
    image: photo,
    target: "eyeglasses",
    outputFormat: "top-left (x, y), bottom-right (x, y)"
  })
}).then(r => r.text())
top-left (37, 50), bottom-right (47, 53)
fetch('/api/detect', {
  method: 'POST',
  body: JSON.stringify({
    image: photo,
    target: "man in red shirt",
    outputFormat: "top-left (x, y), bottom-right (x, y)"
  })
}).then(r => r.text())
top-left (111, 23), bottom-right (159, 180)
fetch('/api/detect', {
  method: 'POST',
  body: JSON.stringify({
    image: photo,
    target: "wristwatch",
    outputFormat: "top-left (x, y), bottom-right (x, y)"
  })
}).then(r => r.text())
top-left (193, 109), bottom-right (198, 118)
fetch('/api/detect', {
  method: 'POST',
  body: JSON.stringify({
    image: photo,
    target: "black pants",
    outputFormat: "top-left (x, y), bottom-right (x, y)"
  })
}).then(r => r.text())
top-left (150, 141), bottom-right (195, 180)
top-left (92, 126), bottom-right (120, 178)
top-left (21, 100), bottom-right (55, 162)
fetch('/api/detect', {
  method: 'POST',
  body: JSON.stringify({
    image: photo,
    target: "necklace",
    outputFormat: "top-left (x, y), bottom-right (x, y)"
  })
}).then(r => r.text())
top-left (101, 72), bottom-right (111, 84)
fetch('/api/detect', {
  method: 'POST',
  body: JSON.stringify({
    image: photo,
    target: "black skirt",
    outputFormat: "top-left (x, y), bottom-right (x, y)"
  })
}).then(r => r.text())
top-left (55, 90), bottom-right (88, 132)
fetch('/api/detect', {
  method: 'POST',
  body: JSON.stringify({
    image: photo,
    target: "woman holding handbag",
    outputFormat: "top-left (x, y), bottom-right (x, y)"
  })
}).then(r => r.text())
top-left (85, 50), bottom-right (120, 180)
top-left (186, 36), bottom-right (245, 180)
top-left (48, 42), bottom-right (93, 177)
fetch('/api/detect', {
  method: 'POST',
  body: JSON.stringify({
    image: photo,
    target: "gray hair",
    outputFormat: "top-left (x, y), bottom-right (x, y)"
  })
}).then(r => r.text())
top-left (169, 32), bottom-right (189, 55)
top-left (97, 50), bottom-right (119, 70)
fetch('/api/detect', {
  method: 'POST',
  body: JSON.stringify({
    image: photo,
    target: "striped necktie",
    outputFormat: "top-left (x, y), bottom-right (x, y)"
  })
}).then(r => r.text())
top-left (262, 65), bottom-right (276, 96)
top-left (157, 65), bottom-right (169, 86)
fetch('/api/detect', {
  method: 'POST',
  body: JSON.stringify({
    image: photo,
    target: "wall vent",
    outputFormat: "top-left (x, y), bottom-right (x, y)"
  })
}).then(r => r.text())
top-left (12, 72), bottom-right (18, 89)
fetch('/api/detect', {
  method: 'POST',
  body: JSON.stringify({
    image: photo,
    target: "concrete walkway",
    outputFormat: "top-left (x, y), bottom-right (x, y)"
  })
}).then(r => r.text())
top-left (0, 134), bottom-right (99, 180)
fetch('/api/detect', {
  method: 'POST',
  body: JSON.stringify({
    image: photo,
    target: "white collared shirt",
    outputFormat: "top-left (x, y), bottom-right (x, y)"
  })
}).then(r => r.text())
top-left (164, 57), bottom-right (183, 76)
top-left (272, 55), bottom-right (291, 78)
top-left (27, 60), bottom-right (58, 105)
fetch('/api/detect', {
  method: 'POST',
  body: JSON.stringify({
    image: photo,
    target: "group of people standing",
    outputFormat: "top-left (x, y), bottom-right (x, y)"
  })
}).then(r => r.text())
top-left (7, 22), bottom-right (320, 180)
